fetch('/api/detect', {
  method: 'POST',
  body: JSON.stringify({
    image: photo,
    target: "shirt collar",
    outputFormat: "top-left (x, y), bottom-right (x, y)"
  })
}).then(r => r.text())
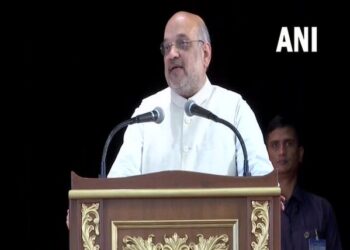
top-left (291, 185), bottom-right (304, 203)
top-left (171, 77), bottom-right (212, 109)
top-left (285, 185), bottom-right (304, 210)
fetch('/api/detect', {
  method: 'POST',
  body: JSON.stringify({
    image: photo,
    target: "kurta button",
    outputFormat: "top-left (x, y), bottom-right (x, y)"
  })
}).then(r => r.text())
top-left (304, 231), bottom-right (310, 239)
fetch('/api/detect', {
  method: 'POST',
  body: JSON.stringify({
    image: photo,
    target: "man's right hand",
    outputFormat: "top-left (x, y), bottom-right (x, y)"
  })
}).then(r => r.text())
top-left (280, 195), bottom-right (286, 211)
top-left (66, 209), bottom-right (69, 229)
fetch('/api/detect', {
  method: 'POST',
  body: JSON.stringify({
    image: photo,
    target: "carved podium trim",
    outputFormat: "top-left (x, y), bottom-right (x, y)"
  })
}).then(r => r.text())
top-left (69, 187), bottom-right (280, 199)
top-left (251, 201), bottom-right (269, 250)
top-left (123, 233), bottom-right (229, 250)
top-left (111, 219), bottom-right (238, 250)
top-left (81, 203), bottom-right (100, 250)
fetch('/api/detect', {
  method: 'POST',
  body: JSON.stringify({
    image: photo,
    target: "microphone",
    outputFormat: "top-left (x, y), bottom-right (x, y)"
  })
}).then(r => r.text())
top-left (185, 100), bottom-right (219, 121)
top-left (100, 107), bottom-right (164, 178)
top-left (184, 100), bottom-right (251, 176)
top-left (129, 107), bottom-right (164, 124)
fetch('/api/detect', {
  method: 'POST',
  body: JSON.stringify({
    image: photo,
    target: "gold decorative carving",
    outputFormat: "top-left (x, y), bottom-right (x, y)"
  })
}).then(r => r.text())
top-left (251, 201), bottom-right (269, 250)
top-left (122, 233), bottom-right (229, 250)
top-left (82, 203), bottom-right (100, 250)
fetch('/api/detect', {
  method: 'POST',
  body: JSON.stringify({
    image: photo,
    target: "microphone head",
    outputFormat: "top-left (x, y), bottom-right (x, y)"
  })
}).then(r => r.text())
top-left (153, 107), bottom-right (164, 124)
top-left (184, 100), bottom-right (195, 117)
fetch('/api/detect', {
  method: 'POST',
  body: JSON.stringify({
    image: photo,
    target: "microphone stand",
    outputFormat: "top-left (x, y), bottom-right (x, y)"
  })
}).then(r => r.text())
top-left (185, 100), bottom-right (250, 176)
top-left (99, 119), bottom-right (131, 178)
top-left (215, 117), bottom-right (251, 176)
top-left (99, 107), bottom-right (164, 178)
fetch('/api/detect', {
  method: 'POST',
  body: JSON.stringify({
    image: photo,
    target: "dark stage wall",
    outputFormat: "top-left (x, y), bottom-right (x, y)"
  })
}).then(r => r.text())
top-left (23, 1), bottom-right (346, 249)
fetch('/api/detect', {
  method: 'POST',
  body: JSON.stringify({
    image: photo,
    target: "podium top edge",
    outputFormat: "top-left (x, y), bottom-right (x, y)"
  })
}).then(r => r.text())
top-left (71, 170), bottom-right (278, 190)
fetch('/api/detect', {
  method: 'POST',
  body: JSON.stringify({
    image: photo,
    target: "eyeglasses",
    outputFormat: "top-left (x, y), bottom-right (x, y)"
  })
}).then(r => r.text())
top-left (160, 39), bottom-right (204, 56)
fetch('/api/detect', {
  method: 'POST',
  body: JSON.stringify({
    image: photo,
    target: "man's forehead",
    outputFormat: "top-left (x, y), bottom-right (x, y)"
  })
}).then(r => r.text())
top-left (268, 127), bottom-right (297, 141)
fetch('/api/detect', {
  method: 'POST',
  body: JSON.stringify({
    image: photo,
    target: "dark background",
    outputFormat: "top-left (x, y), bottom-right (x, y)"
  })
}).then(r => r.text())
top-left (23, 1), bottom-right (346, 249)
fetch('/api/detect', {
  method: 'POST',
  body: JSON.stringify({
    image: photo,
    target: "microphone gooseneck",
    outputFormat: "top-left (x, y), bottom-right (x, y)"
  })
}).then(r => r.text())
top-left (100, 107), bottom-right (164, 178)
top-left (185, 100), bottom-right (251, 176)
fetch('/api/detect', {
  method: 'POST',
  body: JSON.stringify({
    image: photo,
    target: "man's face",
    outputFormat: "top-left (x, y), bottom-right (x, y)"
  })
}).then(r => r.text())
top-left (266, 127), bottom-right (303, 176)
top-left (162, 15), bottom-right (210, 98)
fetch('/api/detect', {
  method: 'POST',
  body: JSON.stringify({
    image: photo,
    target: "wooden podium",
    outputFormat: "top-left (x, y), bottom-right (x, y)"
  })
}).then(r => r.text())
top-left (69, 170), bottom-right (281, 250)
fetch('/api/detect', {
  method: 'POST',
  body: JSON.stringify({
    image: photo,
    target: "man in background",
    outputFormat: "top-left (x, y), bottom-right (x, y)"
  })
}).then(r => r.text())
top-left (265, 115), bottom-right (342, 250)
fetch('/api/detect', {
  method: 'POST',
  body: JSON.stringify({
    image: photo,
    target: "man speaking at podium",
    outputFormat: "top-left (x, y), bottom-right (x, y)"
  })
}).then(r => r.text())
top-left (108, 11), bottom-right (272, 178)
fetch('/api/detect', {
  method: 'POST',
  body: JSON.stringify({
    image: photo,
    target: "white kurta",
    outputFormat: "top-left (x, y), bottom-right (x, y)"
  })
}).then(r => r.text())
top-left (108, 79), bottom-right (273, 177)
